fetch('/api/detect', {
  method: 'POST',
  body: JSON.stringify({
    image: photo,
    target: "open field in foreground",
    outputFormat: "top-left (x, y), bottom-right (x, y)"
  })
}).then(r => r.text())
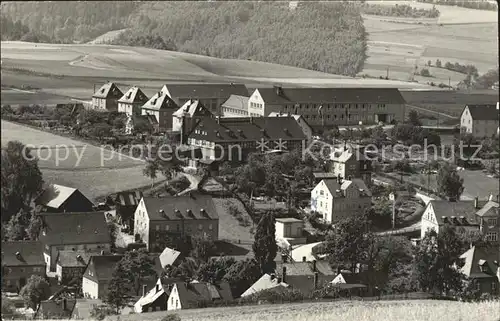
top-left (1, 120), bottom-right (151, 200)
top-left (106, 300), bottom-right (500, 321)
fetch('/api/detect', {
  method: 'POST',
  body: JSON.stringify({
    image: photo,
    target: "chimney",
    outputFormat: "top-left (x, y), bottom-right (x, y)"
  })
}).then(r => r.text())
top-left (337, 176), bottom-right (342, 184)
top-left (159, 209), bottom-right (166, 217)
top-left (100, 250), bottom-right (104, 255)
top-left (281, 253), bottom-right (288, 263)
top-left (474, 197), bottom-right (479, 209)
top-left (347, 175), bottom-right (352, 181)
top-left (216, 116), bottom-right (220, 124)
top-left (282, 266), bottom-right (287, 283)
top-left (274, 85), bottom-right (282, 96)
top-left (142, 284), bottom-right (147, 297)
top-left (62, 299), bottom-right (67, 311)
top-left (15, 251), bottom-right (21, 259)
top-left (312, 260), bottom-right (317, 272)
top-left (156, 283), bottom-right (160, 292)
top-left (76, 255), bottom-right (83, 263)
top-left (313, 271), bottom-right (319, 289)
top-left (302, 256), bottom-right (306, 262)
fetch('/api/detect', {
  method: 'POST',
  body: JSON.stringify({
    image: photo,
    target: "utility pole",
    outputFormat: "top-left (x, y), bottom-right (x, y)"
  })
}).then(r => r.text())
top-left (386, 66), bottom-right (389, 79)
top-left (389, 192), bottom-right (396, 230)
top-left (448, 76), bottom-right (451, 90)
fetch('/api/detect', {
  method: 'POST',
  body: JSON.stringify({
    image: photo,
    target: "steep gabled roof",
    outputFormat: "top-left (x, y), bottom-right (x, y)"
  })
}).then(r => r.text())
top-left (174, 281), bottom-right (233, 308)
top-left (142, 193), bottom-right (219, 221)
top-left (460, 246), bottom-right (500, 279)
top-left (39, 212), bottom-right (111, 246)
top-left (35, 184), bottom-right (92, 210)
top-left (321, 178), bottom-right (371, 198)
top-left (188, 116), bottom-right (306, 142)
top-left (241, 274), bottom-right (288, 297)
top-left (86, 255), bottom-right (123, 282)
top-left (172, 100), bottom-right (212, 118)
top-left (254, 87), bottom-right (406, 105)
top-left (475, 200), bottom-right (499, 217)
top-left (92, 82), bottom-right (123, 99)
top-left (276, 261), bottom-right (335, 277)
top-left (118, 86), bottom-right (149, 104)
top-left (429, 200), bottom-right (483, 226)
top-left (1, 241), bottom-right (44, 266)
top-left (464, 104), bottom-right (499, 121)
top-left (164, 83), bottom-right (248, 100)
top-left (142, 89), bottom-right (178, 111)
top-left (158, 246), bottom-right (181, 268)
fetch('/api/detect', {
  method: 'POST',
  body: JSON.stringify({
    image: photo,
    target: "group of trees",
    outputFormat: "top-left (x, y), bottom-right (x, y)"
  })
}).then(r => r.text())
top-left (1, 1), bottom-right (368, 76)
top-left (0, 15), bottom-right (53, 42)
top-left (417, 0), bottom-right (497, 11)
top-left (390, 123), bottom-right (441, 146)
top-left (361, 3), bottom-right (440, 18)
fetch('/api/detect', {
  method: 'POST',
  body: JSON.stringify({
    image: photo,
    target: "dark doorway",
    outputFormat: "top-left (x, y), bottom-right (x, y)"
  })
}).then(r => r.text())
top-left (377, 114), bottom-right (388, 123)
top-left (19, 277), bottom-right (26, 288)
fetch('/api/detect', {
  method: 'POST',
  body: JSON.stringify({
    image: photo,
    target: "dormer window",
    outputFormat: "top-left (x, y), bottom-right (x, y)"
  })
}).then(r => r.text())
top-left (479, 260), bottom-right (489, 273)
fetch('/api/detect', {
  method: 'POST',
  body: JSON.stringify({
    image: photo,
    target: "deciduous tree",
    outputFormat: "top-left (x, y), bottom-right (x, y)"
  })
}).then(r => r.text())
top-left (20, 275), bottom-right (51, 310)
top-left (437, 163), bottom-right (464, 201)
top-left (252, 211), bottom-right (277, 274)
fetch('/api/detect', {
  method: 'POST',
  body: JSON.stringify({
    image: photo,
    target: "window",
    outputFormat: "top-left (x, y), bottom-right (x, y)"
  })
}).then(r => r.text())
top-left (492, 282), bottom-right (497, 292)
top-left (198, 224), bottom-right (203, 231)
top-left (176, 299), bottom-right (179, 308)
top-left (155, 225), bottom-right (160, 231)
top-left (476, 282), bottom-right (481, 291)
top-left (176, 224), bottom-right (180, 232)
top-left (486, 232), bottom-right (498, 242)
top-left (487, 218), bottom-right (497, 226)
top-left (165, 225), bottom-right (170, 231)
top-left (208, 224), bottom-right (213, 230)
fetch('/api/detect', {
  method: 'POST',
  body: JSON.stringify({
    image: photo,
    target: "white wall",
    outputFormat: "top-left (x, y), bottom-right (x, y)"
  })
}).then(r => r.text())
top-left (82, 277), bottom-right (99, 299)
top-left (247, 90), bottom-right (265, 117)
top-left (167, 284), bottom-right (182, 311)
top-left (420, 204), bottom-right (438, 239)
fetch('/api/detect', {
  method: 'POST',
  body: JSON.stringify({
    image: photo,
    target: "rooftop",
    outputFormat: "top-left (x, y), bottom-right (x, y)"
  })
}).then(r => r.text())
top-left (221, 95), bottom-right (250, 111)
top-left (174, 281), bottom-right (233, 307)
top-left (188, 116), bottom-right (306, 142)
top-left (115, 190), bottom-right (143, 207)
top-left (321, 178), bottom-right (372, 198)
top-left (92, 82), bottom-right (123, 99)
top-left (172, 100), bottom-right (212, 118)
top-left (118, 86), bottom-right (149, 104)
top-left (39, 212), bottom-right (111, 246)
top-left (430, 200), bottom-right (486, 226)
top-left (464, 104), bottom-right (499, 121)
top-left (142, 87), bottom-right (179, 111)
top-left (1, 241), bottom-right (44, 266)
top-left (460, 246), bottom-right (499, 279)
top-left (276, 218), bottom-right (303, 223)
top-left (158, 246), bottom-right (181, 268)
top-left (164, 83), bottom-right (248, 99)
top-left (254, 87), bottom-right (406, 105)
top-left (56, 250), bottom-right (97, 267)
top-left (142, 193), bottom-right (219, 221)
top-left (35, 184), bottom-right (92, 209)
top-left (86, 255), bottom-right (123, 281)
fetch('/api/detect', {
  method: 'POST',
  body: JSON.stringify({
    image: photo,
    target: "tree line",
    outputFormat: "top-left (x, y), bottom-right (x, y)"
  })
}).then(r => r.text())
top-left (0, 1), bottom-right (368, 76)
top-left (417, 0), bottom-right (497, 11)
top-left (361, 3), bottom-right (440, 18)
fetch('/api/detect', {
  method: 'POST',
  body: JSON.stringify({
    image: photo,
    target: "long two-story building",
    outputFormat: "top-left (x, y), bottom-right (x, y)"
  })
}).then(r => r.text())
top-left (186, 116), bottom-right (306, 162)
top-left (134, 193), bottom-right (219, 252)
top-left (247, 86), bottom-right (406, 127)
top-left (1, 241), bottom-right (45, 293)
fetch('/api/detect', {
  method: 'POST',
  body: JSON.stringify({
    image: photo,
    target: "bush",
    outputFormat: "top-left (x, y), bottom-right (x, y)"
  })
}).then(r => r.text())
top-left (89, 305), bottom-right (116, 321)
top-left (419, 68), bottom-right (431, 77)
top-left (161, 314), bottom-right (182, 321)
top-left (242, 287), bottom-right (304, 304)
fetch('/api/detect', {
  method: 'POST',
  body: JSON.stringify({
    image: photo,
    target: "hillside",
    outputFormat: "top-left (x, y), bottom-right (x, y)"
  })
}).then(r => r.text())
top-left (0, 1), bottom-right (367, 76)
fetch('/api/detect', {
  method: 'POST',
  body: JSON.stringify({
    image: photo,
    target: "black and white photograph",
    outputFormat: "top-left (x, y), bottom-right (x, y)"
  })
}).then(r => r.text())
top-left (0, 1), bottom-right (499, 320)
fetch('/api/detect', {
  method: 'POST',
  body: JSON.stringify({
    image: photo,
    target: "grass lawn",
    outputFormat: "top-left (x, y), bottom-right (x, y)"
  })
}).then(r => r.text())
top-left (107, 300), bottom-right (500, 321)
top-left (1, 120), bottom-right (151, 201)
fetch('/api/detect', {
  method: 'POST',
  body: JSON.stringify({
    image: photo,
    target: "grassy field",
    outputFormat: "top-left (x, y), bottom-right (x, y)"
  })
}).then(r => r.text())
top-left (106, 300), bottom-right (500, 321)
top-left (362, 1), bottom-right (498, 87)
top-left (1, 120), bottom-right (151, 201)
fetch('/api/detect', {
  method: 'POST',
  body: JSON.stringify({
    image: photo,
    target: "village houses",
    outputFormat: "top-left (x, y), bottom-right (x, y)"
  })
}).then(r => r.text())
top-left (91, 82), bottom-right (123, 112)
top-left (459, 245), bottom-right (500, 295)
top-left (82, 254), bottom-right (123, 299)
top-left (460, 103), bottom-right (499, 138)
top-left (1, 241), bottom-right (45, 293)
top-left (141, 86), bottom-right (179, 130)
top-left (118, 86), bottom-right (149, 116)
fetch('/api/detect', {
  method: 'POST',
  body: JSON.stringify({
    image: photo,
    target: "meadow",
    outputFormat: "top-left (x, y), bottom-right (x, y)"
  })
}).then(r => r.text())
top-left (1, 120), bottom-right (151, 201)
top-left (362, 1), bottom-right (498, 87)
top-left (106, 300), bottom-right (500, 321)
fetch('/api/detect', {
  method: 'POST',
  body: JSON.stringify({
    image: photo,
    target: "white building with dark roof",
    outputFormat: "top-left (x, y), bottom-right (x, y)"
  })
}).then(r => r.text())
top-left (141, 86), bottom-right (179, 130)
top-left (420, 197), bottom-right (499, 240)
top-left (118, 86), bottom-right (149, 116)
top-left (247, 86), bottom-right (406, 127)
top-left (460, 104), bottom-right (499, 138)
top-left (310, 176), bottom-right (372, 223)
top-left (91, 82), bottom-right (123, 111)
top-left (134, 193), bottom-right (219, 252)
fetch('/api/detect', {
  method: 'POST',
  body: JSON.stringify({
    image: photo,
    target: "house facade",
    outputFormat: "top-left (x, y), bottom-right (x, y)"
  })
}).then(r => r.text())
top-left (275, 218), bottom-right (306, 246)
top-left (141, 87), bottom-right (179, 130)
top-left (82, 255), bottom-right (123, 299)
top-left (162, 83), bottom-right (248, 116)
top-left (38, 212), bottom-right (112, 273)
top-left (247, 87), bottom-right (406, 127)
top-left (329, 144), bottom-right (373, 187)
top-left (186, 116), bottom-right (306, 162)
top-left (91, 82), bottom-right (123, 111)
top-left (172, 100), bottom-right (213, 134)
top-left (459, 246), bottom-right (500, 295)
top-left (311, 177), bottom-right (372, 224)
top-left (460, 104), bottom-right (499, 138)
top-left (55, 250), bottom-right (95, 285)
top-left (134, 194), bottom-right (219, 252)
top-left (114, 190), bottom-right (143, 231)
top-left (1, 241), bottom-right (45, 293)
top-left (34, 184), bottom-right (94, 213)
top-left (420, 198), bottom-right (499, 241)
top-left (118, 86), bottom-right (149, 116)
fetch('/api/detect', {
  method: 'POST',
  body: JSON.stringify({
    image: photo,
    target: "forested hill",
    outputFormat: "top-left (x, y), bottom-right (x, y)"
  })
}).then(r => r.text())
top-left (0, 1), bottom-right (367, 76)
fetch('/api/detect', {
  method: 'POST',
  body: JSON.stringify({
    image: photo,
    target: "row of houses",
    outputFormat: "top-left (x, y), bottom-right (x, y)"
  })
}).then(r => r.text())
top-left (91, 82), bottom-right (408, 131)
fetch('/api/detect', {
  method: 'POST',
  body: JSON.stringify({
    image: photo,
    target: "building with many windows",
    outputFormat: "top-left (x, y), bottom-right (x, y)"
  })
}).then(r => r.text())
top-left (1, 241), bottom-right (45, 293)
top-left (247, 86), bottom-right (406, 127)
top-left (141, 87), bottom-right (179, 130)
top-left (186, 116), bottom-right (306, 162)
top-left (134, 193), bottom-right (219, 252)
top-left (420, 197), bottom-right (499, 241)
top-left (460, 104), bottom-right (499, 138)
top-left (221, 95), bottom-right (250, 118)
top-left (162, 83), bottom-right (248, 116)
top-left (118, 86), bottom-right (149, 116)
top-left (459, 246), bottom-right (499, 296)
